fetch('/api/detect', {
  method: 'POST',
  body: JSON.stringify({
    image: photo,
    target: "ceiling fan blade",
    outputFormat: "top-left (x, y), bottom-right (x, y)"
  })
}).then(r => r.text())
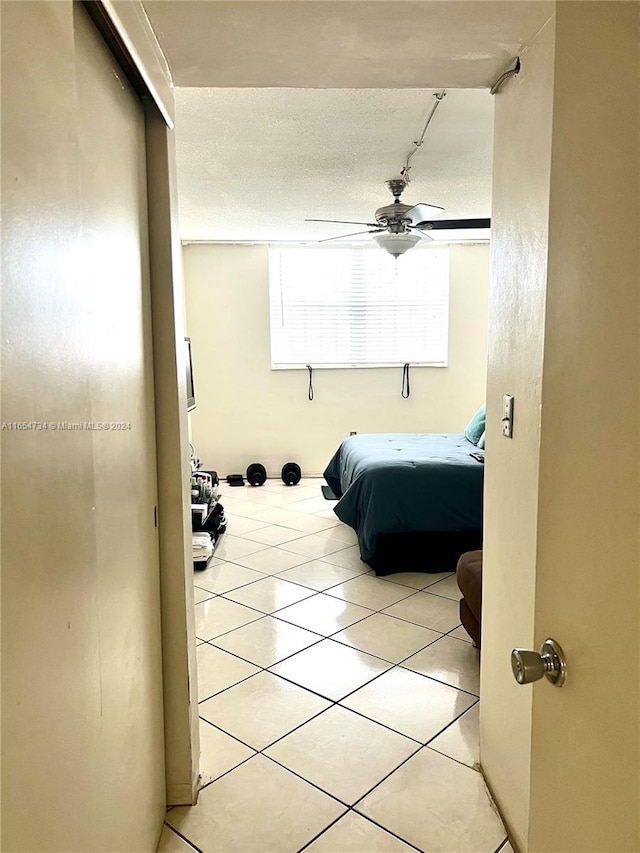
top-left (415, 217), bottom-right (492, 230)
top-left (318, 229), bottom-right (384, 243)
top-left (408, 227), bottom-right (433, 241)
top-left (402, 203), bottom-right (445, 226)
top-left (306, 218), bottom-right (380, 228)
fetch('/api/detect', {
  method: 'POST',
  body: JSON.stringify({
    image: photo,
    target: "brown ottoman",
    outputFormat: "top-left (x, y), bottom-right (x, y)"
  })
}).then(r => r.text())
top-left (456, 550), bottom-right (483, 647)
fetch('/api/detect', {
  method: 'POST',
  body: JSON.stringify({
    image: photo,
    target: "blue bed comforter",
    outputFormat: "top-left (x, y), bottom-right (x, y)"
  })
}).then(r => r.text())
top-left (323, 433), bottom-right (484, 561)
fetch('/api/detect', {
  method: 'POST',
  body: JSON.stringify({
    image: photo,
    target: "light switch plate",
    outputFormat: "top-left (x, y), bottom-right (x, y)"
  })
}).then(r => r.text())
top-left (502, 394), bottom-right (514, 438)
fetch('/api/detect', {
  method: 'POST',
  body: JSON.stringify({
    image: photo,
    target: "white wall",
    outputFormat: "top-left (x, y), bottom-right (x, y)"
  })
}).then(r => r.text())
top-left (184, 242), bottom-right (489, 475)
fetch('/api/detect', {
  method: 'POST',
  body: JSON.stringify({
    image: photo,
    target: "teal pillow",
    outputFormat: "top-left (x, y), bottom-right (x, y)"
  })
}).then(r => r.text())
top-left (477, 430), bottom-right (486, 450)
top-left (464, 405), bottom-right (486, 445)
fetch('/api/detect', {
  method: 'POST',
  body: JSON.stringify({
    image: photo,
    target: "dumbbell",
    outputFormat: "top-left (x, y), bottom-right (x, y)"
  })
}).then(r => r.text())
top-left (246, 463), bottom-right (267, 487)
top-left (226, 474), bottom-right (245, 487)
top-left (281, 462), bottom-right (301, 486)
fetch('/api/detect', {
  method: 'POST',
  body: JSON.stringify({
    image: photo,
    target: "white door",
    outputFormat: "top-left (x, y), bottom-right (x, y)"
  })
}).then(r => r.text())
top-left (480, 4), bottom-right (640, 852)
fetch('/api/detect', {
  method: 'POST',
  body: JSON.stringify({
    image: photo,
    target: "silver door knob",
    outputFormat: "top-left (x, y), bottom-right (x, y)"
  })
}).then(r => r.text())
top-left (511, 638), bottom-right (567, 687)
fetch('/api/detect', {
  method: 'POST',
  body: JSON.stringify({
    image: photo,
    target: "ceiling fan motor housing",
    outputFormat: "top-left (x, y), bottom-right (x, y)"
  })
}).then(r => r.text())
top-left (375, 178), bottom-right (413, 231)
top-left (374, 202), bottom-right (412, 230)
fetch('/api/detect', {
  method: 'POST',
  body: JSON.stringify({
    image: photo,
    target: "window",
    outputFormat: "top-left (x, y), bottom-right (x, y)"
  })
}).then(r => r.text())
top-left (269, 245), bottom-right (449, 369)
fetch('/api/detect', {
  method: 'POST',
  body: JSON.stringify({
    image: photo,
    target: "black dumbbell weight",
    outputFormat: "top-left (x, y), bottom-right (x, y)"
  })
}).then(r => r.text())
top-left (246, 463), bottom-right (267, 486)
top-left (226, 474), bottom-right (245, 487)
top-left (281, 462), bottom-right (301, 486)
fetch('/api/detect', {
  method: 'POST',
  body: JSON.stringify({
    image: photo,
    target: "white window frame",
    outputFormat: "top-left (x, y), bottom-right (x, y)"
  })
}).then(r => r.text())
top-left (268, 244), bottom-right (450, 370)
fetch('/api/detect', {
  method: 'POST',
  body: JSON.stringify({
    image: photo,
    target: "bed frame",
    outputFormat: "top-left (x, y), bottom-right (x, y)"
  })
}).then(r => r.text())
top-left (367, 530), bottom-right (483, 575)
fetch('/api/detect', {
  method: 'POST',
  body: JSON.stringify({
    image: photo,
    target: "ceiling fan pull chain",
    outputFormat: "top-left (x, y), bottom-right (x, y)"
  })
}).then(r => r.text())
top-left (307, 364), bottom-right (314, 401)
top-left (402, 363), bottom-right (411, 398)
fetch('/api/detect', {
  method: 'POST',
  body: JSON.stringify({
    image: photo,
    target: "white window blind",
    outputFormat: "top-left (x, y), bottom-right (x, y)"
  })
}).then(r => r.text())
top-left (269, 245), bottom-right (449, 369)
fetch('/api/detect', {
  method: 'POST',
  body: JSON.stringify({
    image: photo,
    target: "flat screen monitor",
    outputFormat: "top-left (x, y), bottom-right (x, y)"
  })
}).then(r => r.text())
top-left (185, 337), bottom-right (196, 412)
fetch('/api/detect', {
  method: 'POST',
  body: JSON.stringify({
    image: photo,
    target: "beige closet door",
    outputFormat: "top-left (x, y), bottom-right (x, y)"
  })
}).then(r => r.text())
top-left (2, 3), bottom-right (165, 850)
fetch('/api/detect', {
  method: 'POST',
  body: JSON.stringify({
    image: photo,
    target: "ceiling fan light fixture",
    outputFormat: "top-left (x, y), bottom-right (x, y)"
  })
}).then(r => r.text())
top-left (373, 232), bottom-right (421, 258)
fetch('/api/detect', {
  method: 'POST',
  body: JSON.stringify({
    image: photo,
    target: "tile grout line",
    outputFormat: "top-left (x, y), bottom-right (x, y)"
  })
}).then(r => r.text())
top-left (294, 809), bottom-right (351, 853)
top-left (348, 808), bottom-right (429, 853)
top-left (295, 806), bottom-right (425, 853)
top-left (421, 696), bottom-right (480, 743)
top-left (162, 822), bottom-right (205, 853)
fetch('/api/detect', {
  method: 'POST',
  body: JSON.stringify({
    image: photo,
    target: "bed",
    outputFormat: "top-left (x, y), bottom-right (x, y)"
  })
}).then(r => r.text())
top-left (323, 432), bottom-right (484, 575)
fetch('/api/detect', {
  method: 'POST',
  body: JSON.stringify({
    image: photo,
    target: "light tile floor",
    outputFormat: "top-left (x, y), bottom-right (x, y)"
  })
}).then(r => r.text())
top-left (160, 478), bottom-right (509, 853)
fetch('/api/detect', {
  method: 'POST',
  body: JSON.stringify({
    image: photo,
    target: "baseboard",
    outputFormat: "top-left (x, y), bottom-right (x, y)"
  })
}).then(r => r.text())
top-left (166, 774), bottom-right (199, 806)
top-left (478, 763), bottom-right (520, 853)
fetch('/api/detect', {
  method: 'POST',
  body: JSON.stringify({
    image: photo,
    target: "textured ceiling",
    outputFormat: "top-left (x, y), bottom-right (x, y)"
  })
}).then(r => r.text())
top-left (142, 1), bottom-right (553, 243)
top-left (174, 86), bottom-right (495, 241)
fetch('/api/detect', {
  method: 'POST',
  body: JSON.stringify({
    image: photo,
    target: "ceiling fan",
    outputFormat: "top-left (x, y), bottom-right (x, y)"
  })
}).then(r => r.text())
top-left (306, 177), bottom-right (491, 258)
